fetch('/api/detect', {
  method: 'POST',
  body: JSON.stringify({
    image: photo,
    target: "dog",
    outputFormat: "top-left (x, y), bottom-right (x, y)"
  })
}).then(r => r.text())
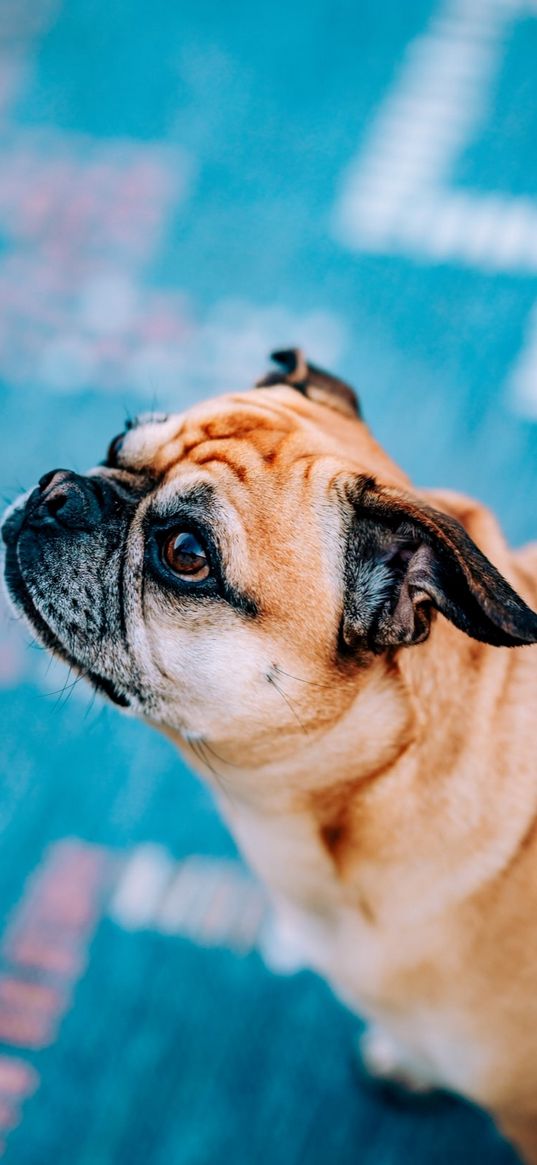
top-left (3, 349), bottom-right (537, 1161)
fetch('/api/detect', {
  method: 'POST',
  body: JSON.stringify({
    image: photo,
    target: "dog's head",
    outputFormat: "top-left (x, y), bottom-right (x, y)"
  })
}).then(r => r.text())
top-left (3, 349), bottom-right (537, 767)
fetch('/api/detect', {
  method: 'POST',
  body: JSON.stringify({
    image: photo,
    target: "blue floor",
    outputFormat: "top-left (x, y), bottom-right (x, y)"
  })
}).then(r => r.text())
top-left (0, 1), bottom-right (536, 1161)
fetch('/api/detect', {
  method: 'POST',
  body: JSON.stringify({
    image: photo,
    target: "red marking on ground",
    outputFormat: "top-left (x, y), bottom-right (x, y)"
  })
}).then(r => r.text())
top-left (0, 1057), bottom-right (38, 1097)
top-left (0, 977), bottom-right (65, 1011)
top-left (7, 936), bottom-right (83, 979)
top-left (0, 1097), bottom-right (20, 1131)
top-left (0, 1005), bottom-right (58, 1049)
top-left (0, 839), bottom-right (115, 1157)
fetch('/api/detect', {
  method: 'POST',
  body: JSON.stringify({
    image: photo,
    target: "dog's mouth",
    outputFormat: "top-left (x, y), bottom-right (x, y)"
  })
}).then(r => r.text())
top-left (2, 511), bottom-right (130, 709)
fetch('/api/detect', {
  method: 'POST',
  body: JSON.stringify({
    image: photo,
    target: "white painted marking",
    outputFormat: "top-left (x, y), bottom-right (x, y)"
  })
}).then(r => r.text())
top-left (509, 302), bottom-right (537, 417)
top-left (109, 845), bottom-right (313, 972)
top-left (334, 0), bottom-right (537, 273)
top-left (109, 844), bottom-right (174, 930)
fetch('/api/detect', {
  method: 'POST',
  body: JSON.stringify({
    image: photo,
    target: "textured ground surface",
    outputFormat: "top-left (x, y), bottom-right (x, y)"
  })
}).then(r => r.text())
top-left (0, 0), bottom-right (536, 1160)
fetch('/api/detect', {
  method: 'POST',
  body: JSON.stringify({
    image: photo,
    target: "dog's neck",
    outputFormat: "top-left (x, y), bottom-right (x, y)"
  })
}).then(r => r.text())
top-left (168, 615), bottom-right (535, 931)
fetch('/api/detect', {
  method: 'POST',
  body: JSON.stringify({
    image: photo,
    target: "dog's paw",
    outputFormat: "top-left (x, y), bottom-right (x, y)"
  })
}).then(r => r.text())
top-left (356, 1025), bottom-right (437, 1096)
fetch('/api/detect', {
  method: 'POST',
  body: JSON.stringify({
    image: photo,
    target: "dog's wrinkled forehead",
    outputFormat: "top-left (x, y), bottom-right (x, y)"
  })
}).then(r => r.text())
top-left (110, 395), bottom-right (297, 479)
top-left (108, 350), bottom-right (362, 483)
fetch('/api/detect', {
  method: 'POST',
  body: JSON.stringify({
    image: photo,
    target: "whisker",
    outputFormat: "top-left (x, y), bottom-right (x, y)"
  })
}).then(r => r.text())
top-left (187, 737), bottom-right (239, 806)
top-left (83, 686), bottom-right (98, 721)
top-left (51, 666), bottom-right (73, 709)
top-left (189, 737), bottom-right (218, 781)
top-left (188, 737), bottom-right (208, 772)
top-left (273, 665), bottom-right (332, 690)
top-left (86, 705), bottom-right (106, 733)
top-left (202, 740), bottom-right (242, 770)
top-left (196, 739), bottom-right (219, 778)
top-left (43, 650), bottom-right (55, 671)
top-left (200, 740), bottom-right (241, 808)
top-left (267, 674), bottom-right (309, 735)
top-left (25, 635), bottom-right (43, 651)
top-left (197, 739), bottom-right (230, 784)
top-left (46, 668), bottom-right (90, 702)
top-left (150, 388), bottom-right (162, 415)
top-left (122, 401), bottom-right (134, 429)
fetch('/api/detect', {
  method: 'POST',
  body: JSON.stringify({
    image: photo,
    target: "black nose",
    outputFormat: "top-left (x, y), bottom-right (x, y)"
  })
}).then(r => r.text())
top-left (29, 469), bottom-right (104, 533)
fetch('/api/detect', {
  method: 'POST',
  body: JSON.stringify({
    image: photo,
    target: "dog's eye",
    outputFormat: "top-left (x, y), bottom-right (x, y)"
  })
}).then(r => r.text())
top-left (162, 530), bottom-right (210, 581)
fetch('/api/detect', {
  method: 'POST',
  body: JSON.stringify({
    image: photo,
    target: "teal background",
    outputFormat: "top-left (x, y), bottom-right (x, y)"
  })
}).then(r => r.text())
top-left (0, 0), bottom-right (535, 1160)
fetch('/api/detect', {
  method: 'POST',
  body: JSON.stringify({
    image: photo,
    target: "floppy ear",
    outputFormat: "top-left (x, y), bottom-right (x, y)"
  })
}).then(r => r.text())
top-left (342, 480), bottom-right (537, 651)
top-left (256, 348), bottom-right (361, 419)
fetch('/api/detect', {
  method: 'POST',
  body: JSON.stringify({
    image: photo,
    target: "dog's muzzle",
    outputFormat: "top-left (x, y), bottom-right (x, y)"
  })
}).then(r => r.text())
top-left (2, 469), bottom-right (134, 707)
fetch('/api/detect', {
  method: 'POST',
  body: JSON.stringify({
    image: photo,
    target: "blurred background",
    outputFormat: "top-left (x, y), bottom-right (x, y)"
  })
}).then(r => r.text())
top-left (0, 0), bottom-right (535, 1161)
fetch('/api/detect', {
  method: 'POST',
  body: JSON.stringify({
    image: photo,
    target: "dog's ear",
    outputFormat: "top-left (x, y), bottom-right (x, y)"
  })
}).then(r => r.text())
top-left (256, 349), bottom-right (361, 419)
top-left (342, 480), bottom-right (537, 651)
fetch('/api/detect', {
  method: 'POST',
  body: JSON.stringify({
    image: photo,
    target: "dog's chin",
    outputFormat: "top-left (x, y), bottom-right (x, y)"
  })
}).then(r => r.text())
top-left (3, 537), bottom-right (130, 709)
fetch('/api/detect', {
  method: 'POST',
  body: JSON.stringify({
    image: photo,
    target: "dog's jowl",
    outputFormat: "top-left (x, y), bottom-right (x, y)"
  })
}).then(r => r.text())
top-left (3, 350), bottom-right (537, 1163)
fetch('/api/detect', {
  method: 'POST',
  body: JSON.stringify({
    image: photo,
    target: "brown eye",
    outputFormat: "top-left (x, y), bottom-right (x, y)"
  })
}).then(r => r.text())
top-left (162, 530), bottom-right (210, 581)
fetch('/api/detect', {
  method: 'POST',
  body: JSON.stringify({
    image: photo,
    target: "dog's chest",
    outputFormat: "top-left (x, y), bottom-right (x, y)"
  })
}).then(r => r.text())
top-left (222, 799), bottom-right (432, 1008)
top-left (219, 795), bottom-right (514, 1102)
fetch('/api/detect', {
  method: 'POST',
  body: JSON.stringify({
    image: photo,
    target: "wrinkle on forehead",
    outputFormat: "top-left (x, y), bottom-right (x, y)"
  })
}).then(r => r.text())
top-left (117, 385), bottom-right (409, 495)
top-left (122, 391), bottom-right (299, 477)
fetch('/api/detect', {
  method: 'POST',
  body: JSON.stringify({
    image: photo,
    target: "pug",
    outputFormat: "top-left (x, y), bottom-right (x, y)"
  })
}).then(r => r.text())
top-left (3, 350), bottom-right (537, 1161)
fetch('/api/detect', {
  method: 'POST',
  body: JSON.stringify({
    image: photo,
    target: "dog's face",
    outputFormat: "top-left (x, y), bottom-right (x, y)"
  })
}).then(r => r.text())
top-left (3, 350), bottom-right (537, 770)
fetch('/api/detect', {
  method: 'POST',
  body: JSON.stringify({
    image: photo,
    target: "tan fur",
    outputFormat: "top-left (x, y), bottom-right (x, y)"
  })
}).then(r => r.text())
top-left (135, 387), bottom-right (537, 1159)
top-left (6, 380), bottom-right (537, 1160)
top-left (145, 388), bottom-right (537, 1160)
